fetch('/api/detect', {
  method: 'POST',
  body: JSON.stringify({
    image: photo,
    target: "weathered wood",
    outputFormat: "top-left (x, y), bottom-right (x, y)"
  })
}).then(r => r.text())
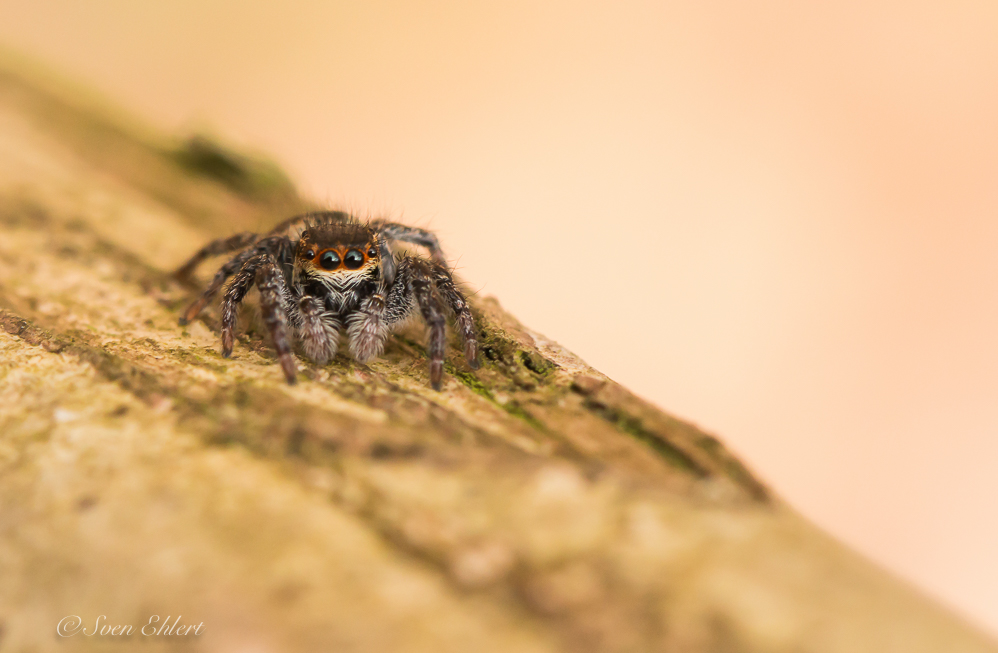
top-left (0, 55), bottom-right (994, 653)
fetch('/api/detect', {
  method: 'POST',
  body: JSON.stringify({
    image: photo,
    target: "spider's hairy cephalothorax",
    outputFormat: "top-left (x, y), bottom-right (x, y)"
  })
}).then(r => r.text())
top-left (174, 211), bottom-right (480, 390)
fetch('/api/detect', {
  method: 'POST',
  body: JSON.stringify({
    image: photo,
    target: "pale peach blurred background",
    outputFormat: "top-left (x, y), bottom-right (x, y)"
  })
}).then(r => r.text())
top-left (2, 0), bottom-right (996, 635)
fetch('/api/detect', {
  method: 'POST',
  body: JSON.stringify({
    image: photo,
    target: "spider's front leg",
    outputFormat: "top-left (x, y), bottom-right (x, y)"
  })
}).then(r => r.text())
top-left (218, 249), bottom-right (299, 384)
top-left (179, 247), bottom-right (256, 326)
top-left (254, 259), bottom-right (299, 384)
top-left (178, 235), bottom-right (287, 326)
top-left (430, 265), bottom-right (480, 369)
top-left (408, 266), bottom-right (449, 390)
top-left (219, 253), bottom-right (267, 357)
top-left (379, 257), bottom-right (480, 390)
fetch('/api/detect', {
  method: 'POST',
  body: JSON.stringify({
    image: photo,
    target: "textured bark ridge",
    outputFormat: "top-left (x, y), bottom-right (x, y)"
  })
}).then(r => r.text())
top-left (0, 56), bottom-right (994, 653)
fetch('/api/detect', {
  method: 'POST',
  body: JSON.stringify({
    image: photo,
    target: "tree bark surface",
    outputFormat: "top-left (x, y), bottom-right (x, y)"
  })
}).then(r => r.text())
top-left (0, 56), bottom-right (993, 653)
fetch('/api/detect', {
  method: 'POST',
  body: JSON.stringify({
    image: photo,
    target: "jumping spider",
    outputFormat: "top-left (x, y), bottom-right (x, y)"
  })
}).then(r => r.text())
top-left (175, 211), bottom-right (480, 389)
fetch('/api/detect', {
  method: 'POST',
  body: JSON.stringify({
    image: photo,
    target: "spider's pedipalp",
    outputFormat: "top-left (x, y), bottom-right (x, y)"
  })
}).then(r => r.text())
top-left (347, 293), bottom-right (390, 363)
top-left (299, 295), bottom-right (340, 365)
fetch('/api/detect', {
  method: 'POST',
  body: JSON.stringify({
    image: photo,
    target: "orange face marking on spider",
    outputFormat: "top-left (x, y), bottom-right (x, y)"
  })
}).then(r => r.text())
top-left (301, 241), bottom-right (380, 273)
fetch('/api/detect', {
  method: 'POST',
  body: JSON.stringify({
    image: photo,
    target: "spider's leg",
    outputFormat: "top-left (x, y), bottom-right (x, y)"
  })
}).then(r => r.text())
top-left (298, 295), bottom-right (340, 365)
top-left (371, 221), bottom-right (447, 265)
top-left (173, 232), bottom-right (258, 281)
top-left (179, 247), bottom-right (257, 326)
top-left (410, 262), bottom-right (448, 390)
top-left (430, 263), bottom-right (480, 369)
top-left (265, 215), bottom-right (306, 236)
top-left (266, 210), bottom-right (351, 237)
top-left (255, 259), bottom-right (298, 384)
top-left (220, 254), bottom-right (266, 357)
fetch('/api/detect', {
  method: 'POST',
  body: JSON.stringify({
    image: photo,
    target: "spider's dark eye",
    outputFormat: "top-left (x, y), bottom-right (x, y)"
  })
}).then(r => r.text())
top-left (344, 249), bottom-right (365, 269)
top-left (367, 246), bottom-right (378, 258)
top-left (319, 251), bottom-right (341, 270)
top-left (304, 249), bottom-right (316, 259)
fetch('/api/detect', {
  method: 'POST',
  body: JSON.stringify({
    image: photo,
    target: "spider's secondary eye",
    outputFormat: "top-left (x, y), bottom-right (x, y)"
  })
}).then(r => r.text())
top-left (305, 249), bottom-right (316, 259)
top-left (319, 251), bottom-right (341, 270)
top-left (367, 246), bottom-right (378, 258)
top-left (344, 249), bottom-right (365, 269)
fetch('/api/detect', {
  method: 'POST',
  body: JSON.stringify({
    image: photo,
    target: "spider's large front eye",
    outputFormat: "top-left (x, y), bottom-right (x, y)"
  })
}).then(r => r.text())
top-left (344, 249), bottom-right (364, 269)
top-left (319, 251), bottom-right (341, 270)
